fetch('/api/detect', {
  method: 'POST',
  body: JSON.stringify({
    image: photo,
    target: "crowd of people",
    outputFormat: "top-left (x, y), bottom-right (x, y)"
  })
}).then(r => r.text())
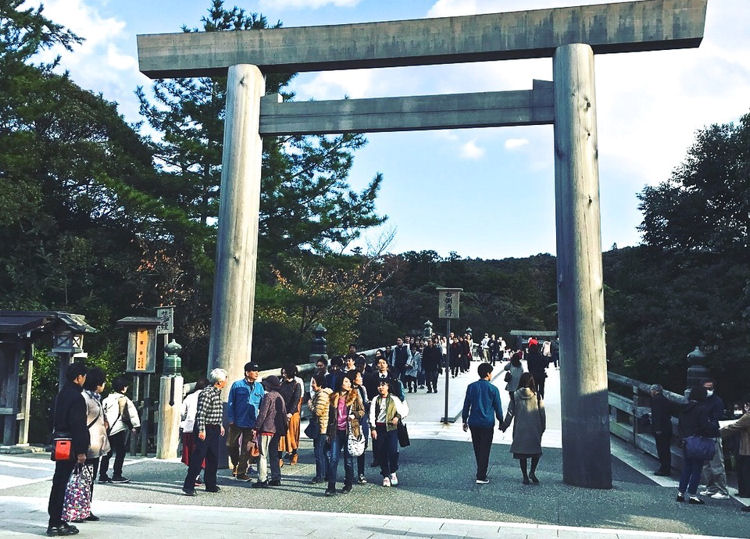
top-left (45, 334), bottom-right (749, 535)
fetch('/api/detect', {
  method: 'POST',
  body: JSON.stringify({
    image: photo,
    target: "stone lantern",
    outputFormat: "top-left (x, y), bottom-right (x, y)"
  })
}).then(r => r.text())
top-left (423, 320), bottom-right (433, 338)
top-left (686, 345), bottom-right (709, 393)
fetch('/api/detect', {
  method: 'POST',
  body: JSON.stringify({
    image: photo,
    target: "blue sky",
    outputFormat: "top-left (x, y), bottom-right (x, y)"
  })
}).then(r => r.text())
top-left (29, 0), bottom-right (750, 259)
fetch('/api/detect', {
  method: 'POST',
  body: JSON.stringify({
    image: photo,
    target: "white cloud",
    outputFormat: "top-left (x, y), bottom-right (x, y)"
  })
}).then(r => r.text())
top-left (504, 138), bottom-right (528, 150)
top-left (259, 0), bottom-right (360, 9)
top-left (296, 70), bottom-right (375, 100)
top-left (460, 139), bottom-right (485, 159)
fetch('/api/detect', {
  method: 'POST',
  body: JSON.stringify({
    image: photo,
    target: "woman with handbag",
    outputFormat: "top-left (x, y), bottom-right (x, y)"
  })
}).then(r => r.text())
top-left (369, 378), bottom-right (409, 487)
top-left (307, 373), bottom-right (332, 484)
top-left (500, 372), bottom-right (546, 484)
top-left (324, 375), bottom-right (364, 496)
top-left (348, 370), bottom-right (370, 484)
top-left (677, 385), bottom-right (714, 504)
top-left (75, 367), bottom-right (110, 523)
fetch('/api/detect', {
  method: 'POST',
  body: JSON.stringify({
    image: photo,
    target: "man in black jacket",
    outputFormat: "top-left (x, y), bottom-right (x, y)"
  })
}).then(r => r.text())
top-left (422, 338), bottom-right (442, 394)
top-left (47, 363), bottom-right (89, 536)
top-left (649, 384), bottom-right (673, 476)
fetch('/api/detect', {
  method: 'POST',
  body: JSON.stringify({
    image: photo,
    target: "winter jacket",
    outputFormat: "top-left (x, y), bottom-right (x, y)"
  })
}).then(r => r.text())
top-left (83, 390), bottom-right (110, 458)
top-left (226, 378), bottom-right (265, 428)
top-left (721, 412), bottom-right (750, 456)
top-left (254, 390), bottom-right (287, 434)
top-left (278, 378), bottom-right (302, 416)
top-left (327, 390), bottom-right (364, 438)
top-left (369, 393), bottom-right (409, 432)
top-left (678, 400), bottom-right (714, 439)
top-left (501, 387), bottom-right (546, 456)
top-left (53, 382), bottom-right (90, 456)
top-left (462, 379), bottom-right (503, 428)
top-left (309, 387), bottom-right (332, 435)
top-left (650, 392), bottom-right (673, 435)
top-left (102, 392), bottom-right (140, 437)
top-left (503, 362), bottom-right (524, 392)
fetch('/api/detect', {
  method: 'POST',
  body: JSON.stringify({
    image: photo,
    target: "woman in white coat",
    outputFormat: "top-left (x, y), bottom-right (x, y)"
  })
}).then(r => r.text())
top-left (80, 367), bottom-right (110, 522)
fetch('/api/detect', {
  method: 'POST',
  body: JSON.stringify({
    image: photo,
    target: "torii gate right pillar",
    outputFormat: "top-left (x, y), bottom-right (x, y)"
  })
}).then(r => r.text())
top-left (553, 43), bottom-right (612, 488)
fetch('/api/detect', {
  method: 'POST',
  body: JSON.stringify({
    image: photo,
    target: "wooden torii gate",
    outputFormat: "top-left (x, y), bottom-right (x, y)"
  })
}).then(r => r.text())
top-left (137, 0), bottom-right (707, 489)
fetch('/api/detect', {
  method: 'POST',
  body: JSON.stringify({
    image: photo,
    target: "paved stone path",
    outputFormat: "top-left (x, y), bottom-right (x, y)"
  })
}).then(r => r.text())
top-left (2, 362), bottom-right (748, 538)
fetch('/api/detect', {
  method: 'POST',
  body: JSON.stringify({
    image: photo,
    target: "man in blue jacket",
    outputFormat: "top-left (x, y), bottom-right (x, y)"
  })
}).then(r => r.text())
top-left (226, 362), bottom-right (265, 481)
top-left (462, 362), bottom-right (503, 484)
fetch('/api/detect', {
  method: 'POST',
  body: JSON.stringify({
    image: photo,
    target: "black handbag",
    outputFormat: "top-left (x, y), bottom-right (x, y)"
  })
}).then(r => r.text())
top-left (304, 420), bottom-right (320, 439)
top-left (504, 371), bottom-right (512, 383)
top-left (397, 419), bottom-right (410, 447)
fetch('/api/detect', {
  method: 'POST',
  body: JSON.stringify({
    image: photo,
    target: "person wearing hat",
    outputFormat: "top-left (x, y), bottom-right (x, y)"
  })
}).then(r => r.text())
top-left (251, 375), bottom-right (287, 488)
top-left (226, 362), bottom-right (265, 481)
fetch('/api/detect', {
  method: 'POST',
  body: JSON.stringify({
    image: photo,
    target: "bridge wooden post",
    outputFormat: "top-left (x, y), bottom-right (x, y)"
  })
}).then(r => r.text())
top-left (207, 64), bottom-right (265, 396)
top-left (553, 43), bottom-right (612, 489)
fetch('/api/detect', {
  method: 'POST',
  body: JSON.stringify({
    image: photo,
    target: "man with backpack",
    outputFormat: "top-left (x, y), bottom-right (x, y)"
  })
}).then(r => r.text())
top-left (100, 376), bottom-right (140, 483)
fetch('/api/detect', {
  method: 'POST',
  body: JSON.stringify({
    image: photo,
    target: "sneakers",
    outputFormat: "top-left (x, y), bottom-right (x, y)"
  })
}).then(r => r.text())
top-left (72, 513), bottom-right (100, 523)
top-left (699, 489), bottom-right (713, 496)
top-left (389, 473), bottom-right (399, 486)
top-left (382, 476), bottom-right (391, 487)
top-left (475, 478), bottom-right (489, 484)
top-left (251, 480), bottom-right (269, 488)
top-left (194, 476), bottom-right (203, 486)
top-left (111, 476), bottom-right (130, 483)
top-left (711, 492), bottom-right (730, 500)
top-left (676, 492), bottom-right (685, 502)
top-left (268, 479), bottom-right (281, 486)
top-left (357, 474), bottom-right (368, 484)
top-left (689, 496), bottom-right (705, 505)
top-left (46, 522), bottom-right (79, 536)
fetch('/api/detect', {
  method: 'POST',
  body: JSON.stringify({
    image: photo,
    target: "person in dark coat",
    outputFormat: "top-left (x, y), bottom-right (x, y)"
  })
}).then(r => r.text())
top-left (526, 344), bottom-right (549, 398)
top-left (47, 362), bottom-right (89, 537)
top-left (422, 338), bottom-right (442, 393)
top-left (251, 375), bottom-right (287, 488)
top-left (650, 384), bottom-right (673, 476)
top-left (677, 385), bottom-right (714, 504)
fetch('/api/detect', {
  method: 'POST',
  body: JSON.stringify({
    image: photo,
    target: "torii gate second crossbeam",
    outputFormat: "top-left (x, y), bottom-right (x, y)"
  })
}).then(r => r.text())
top-left (137, 0), bottom-right (707, 489)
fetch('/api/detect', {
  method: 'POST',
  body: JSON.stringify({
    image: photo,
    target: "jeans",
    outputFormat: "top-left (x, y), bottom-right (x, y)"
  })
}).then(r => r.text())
top-left (327, 429), bottom-right (353, 488)
top-left (100, 429), bottom-right (128, 478)
top-left (470, 426), bottom-right (494, 481)
top-left (226, 424), bottom-right (255, 474)
top-left (183, 425), bottom-right (220, 491)
top-left (679, 454), bottom-right (705, 495)
top-left (375, 424), bottom-right (399, 477)
top-left (258, 432), bottom-right (281, 482)
top-left (313, 434), bottom-right (328, 481)
top-left (48, 460), bottom-right (75, 526)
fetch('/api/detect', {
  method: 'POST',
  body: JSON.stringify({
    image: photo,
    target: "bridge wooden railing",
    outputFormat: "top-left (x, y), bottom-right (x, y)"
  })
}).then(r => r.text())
top-left (607, 371), bottom-right (687, 470)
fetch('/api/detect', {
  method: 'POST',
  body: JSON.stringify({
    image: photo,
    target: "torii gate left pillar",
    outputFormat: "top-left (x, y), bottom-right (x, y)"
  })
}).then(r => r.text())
top-left (207, 64), bottom-right (264, 394)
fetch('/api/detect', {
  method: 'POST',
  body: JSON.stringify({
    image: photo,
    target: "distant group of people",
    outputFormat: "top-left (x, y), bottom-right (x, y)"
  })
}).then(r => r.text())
top-left (649, 378), bottom-right (750, 512)
top-left (47, 364), bottom-right (141, 536)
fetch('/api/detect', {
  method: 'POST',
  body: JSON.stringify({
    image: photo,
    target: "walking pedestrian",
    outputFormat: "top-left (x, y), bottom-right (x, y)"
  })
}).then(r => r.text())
top-left (462, 363), bottom-right (503, 484)
top-left (46, 363), bottom-right (88, 537)
top-left (699, 378), bottom-right (730, 500)
top-left (649, 384), bottom-right (673, 476)
top-left (677, 385), bottom-right (714, 504)
top-left (501, 372), bottom-right (546, 485)
top-left (308, 373), bottom-right (331, 484)
top-left (369, 379), bottom-right (408, 487)
top-left (78, 367), bottom-right (109, 523)
top-left (251, 375), bottom-right (287, 488)
top-left (180, 378), bottom-right (209, 485)
top-left (182, 369), bottom-right (227, 496)
top-left (503, 352), bottom-right (524, 404)
top-left (325, 375), bottom-right (364, 495)
top-left (100, 376), bottom-right (140, 484)
top-left (226, 363), bottom-right (264, 480)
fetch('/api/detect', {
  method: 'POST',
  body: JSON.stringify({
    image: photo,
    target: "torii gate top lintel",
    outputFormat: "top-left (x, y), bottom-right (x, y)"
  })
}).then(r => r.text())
top-left (137, 0), bottom-right (707, 79)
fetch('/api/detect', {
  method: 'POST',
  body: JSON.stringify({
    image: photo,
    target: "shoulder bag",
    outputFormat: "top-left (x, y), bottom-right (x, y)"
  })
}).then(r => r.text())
top-left (684, 435), bottom-right (715, 460)
top-left (346, 407), bottom-right (366, 456)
